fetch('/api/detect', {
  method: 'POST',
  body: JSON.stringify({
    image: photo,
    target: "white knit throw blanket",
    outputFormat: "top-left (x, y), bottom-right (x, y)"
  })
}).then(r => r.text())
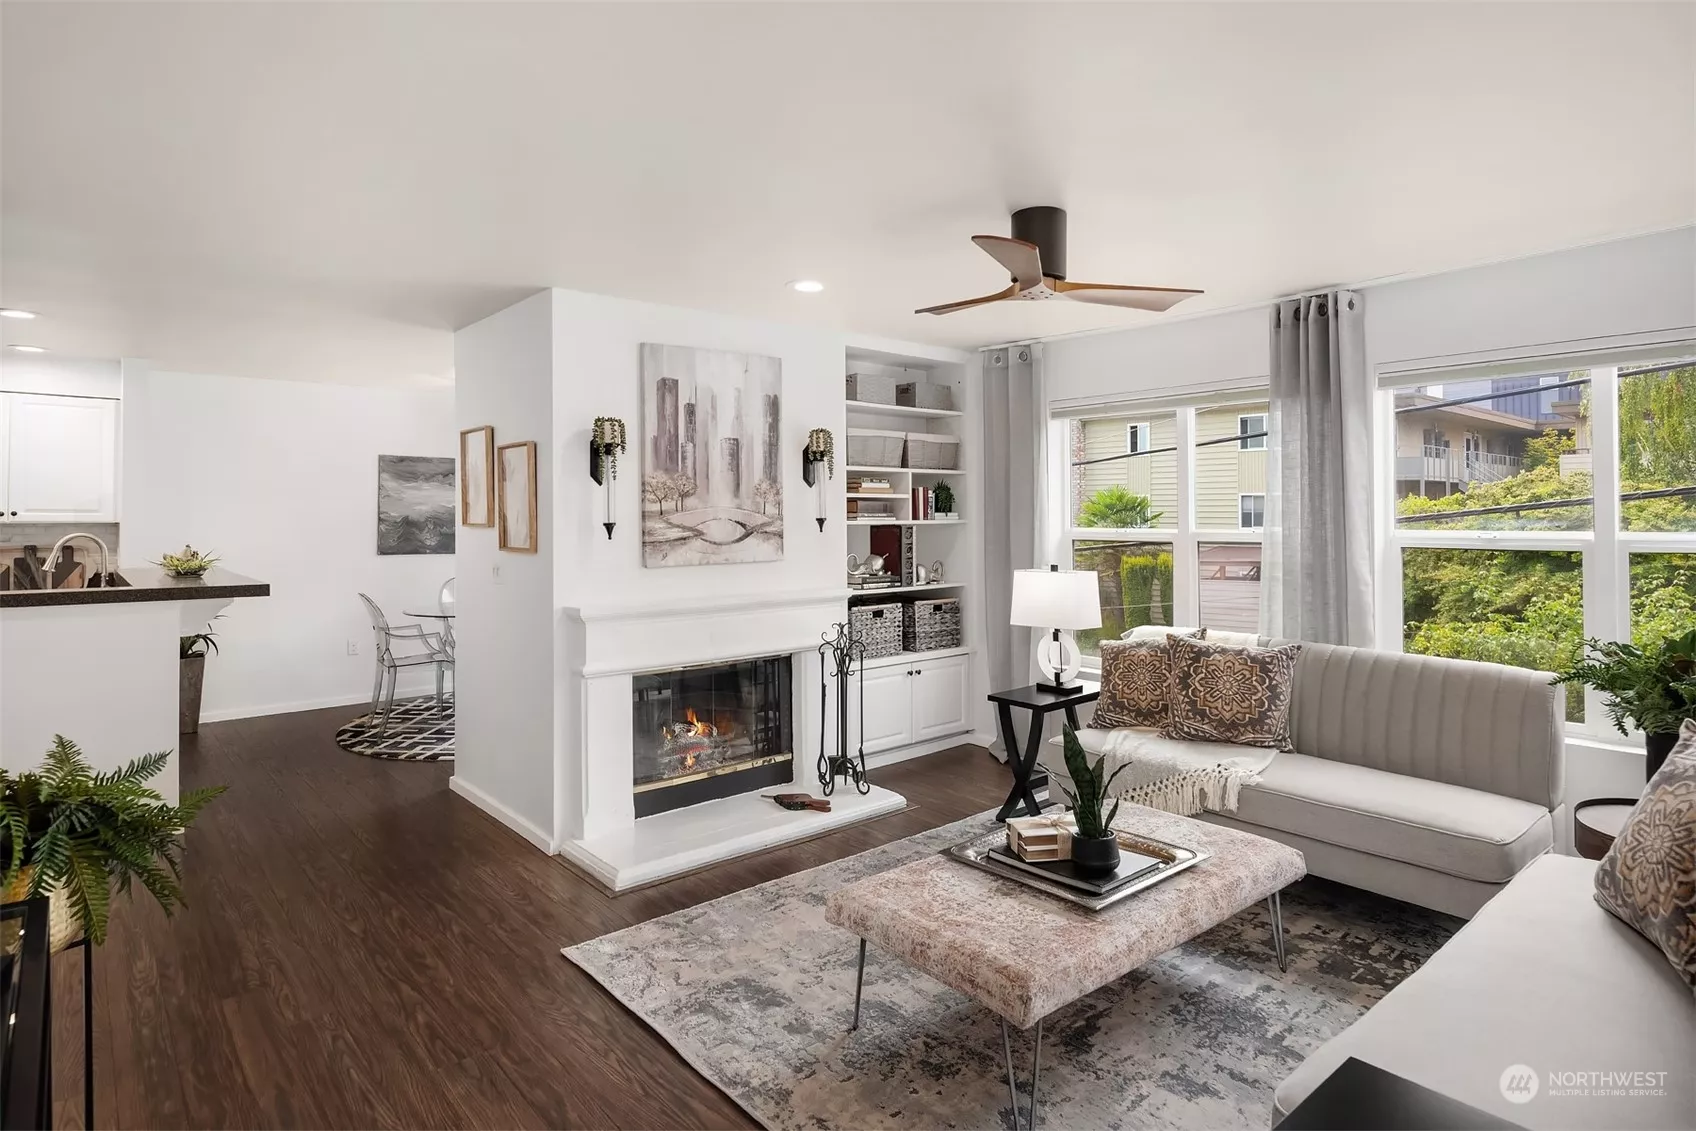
top-left (1068, 727), bottom-right (1277, 817)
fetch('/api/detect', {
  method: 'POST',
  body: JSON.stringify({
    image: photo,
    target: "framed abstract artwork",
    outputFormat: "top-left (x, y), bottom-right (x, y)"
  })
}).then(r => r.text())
top-left (460, 425), bottom-right (495, 527)
top-left (497, 439), bottom-right (538, 553)
top-left (376, 455), bottom-right (455, 555)
top-left (639, 342), bottom-right (783, 568)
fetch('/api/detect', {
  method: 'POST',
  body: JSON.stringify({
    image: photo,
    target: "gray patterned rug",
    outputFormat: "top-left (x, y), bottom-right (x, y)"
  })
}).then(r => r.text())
top-left (565, 811), bottom-right (1461, 1131)
top-left (334, 694), bottom-right (454, 760)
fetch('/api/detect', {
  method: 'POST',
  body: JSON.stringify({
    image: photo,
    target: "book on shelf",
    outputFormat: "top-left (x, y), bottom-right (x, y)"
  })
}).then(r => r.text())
top-left (849, 477), bottom-right (893, 493)
top-left (870, 525), bottom-right (916, 585)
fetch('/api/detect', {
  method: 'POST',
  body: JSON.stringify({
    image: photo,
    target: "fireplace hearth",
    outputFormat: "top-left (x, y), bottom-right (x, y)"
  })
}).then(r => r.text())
top-left (632, 655), bottom-right (793, 818)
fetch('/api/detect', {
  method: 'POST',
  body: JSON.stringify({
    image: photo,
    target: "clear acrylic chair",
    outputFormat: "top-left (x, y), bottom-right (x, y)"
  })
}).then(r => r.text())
top-left (437, 577), bottom-right (456, 657)
top-left (357, 593), bottom-right (453, 736)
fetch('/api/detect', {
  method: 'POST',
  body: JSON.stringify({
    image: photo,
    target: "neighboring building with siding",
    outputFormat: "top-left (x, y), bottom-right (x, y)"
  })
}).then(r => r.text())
top-left (1072, 402), bottom-right (1267, 530)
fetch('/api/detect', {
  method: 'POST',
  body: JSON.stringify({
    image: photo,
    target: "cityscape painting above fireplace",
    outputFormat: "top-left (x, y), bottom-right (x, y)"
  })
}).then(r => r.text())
top-left (639, 342), bottom-right (784, 568)
top-left (631, 655), bottom-right (794, 818)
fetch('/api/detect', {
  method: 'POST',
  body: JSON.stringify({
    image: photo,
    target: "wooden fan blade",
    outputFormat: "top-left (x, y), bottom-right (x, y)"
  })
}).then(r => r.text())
top-left (1055, 280), bottom-right (1203, 312)
top-left (915, 283), bottom-right (1017, 315)
top-left (971, 235), bottom-right (1044, 287)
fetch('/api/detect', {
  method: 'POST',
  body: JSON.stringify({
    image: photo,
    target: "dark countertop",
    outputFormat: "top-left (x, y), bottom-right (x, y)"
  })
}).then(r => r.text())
top-left (0, 567), bottom-right (270, 609)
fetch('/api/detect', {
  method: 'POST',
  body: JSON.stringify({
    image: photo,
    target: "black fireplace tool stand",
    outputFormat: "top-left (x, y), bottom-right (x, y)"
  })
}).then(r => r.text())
top-left (817, 622), bottom-right (871, 796)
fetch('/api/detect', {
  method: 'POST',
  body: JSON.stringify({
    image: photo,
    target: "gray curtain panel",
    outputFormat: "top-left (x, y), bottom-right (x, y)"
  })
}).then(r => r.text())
top-left (1261, 291), bottom-right (1375, 646)
top-left (982, 344), bottom-right (1048, 758)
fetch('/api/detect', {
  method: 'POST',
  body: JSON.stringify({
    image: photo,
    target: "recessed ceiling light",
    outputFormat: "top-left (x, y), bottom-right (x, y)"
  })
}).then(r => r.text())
top-left (788, 279), bottom-right (825, 294)
top-left (0, 309), bottom-right (36, 320)
top-left (8, 344), bottom-right (47, 353)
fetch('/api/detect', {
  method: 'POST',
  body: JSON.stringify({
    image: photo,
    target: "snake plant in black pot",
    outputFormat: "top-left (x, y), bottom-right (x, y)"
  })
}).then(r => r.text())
top-left (1061, 725), bottom-right (1128, 877)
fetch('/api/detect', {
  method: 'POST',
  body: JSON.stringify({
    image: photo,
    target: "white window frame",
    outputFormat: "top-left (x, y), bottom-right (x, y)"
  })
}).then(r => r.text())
top-left (1237, 413), bottom-right (1267, 451)
top-left (1125, 421), bottom-right (1151, 455)
top-left (1378, 360), bottom-right (1696, 744)
top-left (1062, 397), bottom-right (1269, 671)
top-left (1239, 492), bottom-right (1266, 530)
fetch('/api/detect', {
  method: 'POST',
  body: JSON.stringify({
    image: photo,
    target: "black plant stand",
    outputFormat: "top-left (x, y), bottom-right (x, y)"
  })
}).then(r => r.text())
top-left (0, 902), bottom-right (91, 1131)
top-left (817, 623), bottom-right (871, 796)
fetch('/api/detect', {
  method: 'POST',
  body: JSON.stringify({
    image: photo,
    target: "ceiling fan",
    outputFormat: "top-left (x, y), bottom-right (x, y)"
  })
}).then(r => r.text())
top-left (916, 206), bottom-right (1203, 316)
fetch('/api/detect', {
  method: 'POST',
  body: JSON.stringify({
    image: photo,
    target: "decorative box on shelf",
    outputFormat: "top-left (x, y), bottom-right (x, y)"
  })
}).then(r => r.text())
top-left (905, 432), bottom-right (960, 470)
top-left (846, 373), bottom-right (899, 404)
top-left (848, 428), bottom-right (906, 468)
top-left (848, 600), bottom-right (903, 658)
top-left (903, 596), bottom-right (962, 652)
top-left (896, 382), bottom-right (954, 411)
top-left (1007, 814), bottom-right (1076, 862)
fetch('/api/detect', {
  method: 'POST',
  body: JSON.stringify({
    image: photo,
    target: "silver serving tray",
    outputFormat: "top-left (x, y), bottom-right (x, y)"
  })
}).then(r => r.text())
top-left (945, 824), bottom-right (1211, 911)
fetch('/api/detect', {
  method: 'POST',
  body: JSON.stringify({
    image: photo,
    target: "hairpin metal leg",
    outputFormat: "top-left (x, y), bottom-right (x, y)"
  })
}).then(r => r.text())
top-left (1268, 891), bottom-right (1287, 972)
top-left (999, 1016), bottom-right (1045, 1130)
top-left (850, 938), bottom-right (867, 1031)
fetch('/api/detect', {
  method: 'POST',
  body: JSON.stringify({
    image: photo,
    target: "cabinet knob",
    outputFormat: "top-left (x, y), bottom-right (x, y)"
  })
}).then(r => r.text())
top-left (914, 668), bottom-right (923, 676)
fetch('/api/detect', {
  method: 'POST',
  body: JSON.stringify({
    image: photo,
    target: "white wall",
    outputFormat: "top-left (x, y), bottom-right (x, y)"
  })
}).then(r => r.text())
top-left (549, 287), bottom-right (848, 609)
top-left (0, 353), bottom-right (122, 398)
top-left (120, 368), bottom-right (455, 720)
top-left (451, 291), bottom-right (557, 847)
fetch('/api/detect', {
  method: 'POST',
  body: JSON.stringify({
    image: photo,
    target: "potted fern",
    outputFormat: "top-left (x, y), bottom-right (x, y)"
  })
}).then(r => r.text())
top-left (1060, 725), bottom-right (1129, 877)
top-left (1554, 628), bottom-right (1696, 778)
top-left (1, 736), bottom-right (223, 949)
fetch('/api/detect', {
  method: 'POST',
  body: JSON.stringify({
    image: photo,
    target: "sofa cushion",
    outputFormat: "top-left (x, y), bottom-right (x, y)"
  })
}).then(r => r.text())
top-left (1233, 751), bottom-right (1551, 883)
top-left (1091, 631), bottom-right (1202, 730)
top-left (1165, 636), bottom-right (1302, 749)
top-left (1593, 719), bottom-right (1696, 989)
top-left (1275, 854), bottom-right (1696, 1130)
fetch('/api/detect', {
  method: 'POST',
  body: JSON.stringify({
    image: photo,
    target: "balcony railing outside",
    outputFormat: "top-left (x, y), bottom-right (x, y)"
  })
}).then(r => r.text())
top-left (1395, 445), bottom-right (1524, 488)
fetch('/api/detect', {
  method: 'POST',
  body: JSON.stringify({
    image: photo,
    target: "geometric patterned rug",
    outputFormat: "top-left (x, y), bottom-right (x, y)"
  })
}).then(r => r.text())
top-left (334, 694), bottom-right (454, 761)
top-left (566, 809), bottom-right (1461, 1131)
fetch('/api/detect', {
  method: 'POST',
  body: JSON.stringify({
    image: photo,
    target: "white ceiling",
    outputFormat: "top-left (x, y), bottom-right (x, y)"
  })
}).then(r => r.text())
top-left (3, 2), bottom-right (1692, 387)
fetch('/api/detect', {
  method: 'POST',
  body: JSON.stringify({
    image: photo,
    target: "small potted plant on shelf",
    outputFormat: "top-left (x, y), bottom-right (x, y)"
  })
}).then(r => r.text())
top-left (1060, 725), bottom-right (1128, 877)
top-left (933, 479), bottom-right (957, 521)
top-left (155, 545), bottom-right (219, 578)
top-left (1554, 628), bottom-right (1696, 779)
top-left (1, 736), bottom-right (224, 949)
top-left (179, 616), bottom-right (222, 735)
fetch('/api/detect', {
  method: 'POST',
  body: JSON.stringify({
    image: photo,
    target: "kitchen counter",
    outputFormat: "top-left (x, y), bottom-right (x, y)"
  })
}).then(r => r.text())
top-left (0, 567), bottom-right (269, 608)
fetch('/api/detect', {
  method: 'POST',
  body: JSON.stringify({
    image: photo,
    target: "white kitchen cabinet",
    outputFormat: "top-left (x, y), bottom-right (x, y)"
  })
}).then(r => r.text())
top-left (0, 393), bottom-right (119, 523)
top-left (849, 650), bottom-right (972, 755)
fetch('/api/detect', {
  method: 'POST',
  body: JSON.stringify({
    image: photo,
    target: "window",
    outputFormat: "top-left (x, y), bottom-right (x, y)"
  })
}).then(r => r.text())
top-left (1063, 395), bottom-right (1268, 664)
top-left (1239, 493), bottom-right (1266, 529)
top-left (1384, 356), bottom-right (1696, 740)
top-left (1238, 413), bottom-right (1267, 451)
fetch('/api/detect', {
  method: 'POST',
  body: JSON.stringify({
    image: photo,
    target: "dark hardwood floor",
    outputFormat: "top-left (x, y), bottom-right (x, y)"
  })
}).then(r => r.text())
top-left (49, 707), bottom-right (1011, 1129)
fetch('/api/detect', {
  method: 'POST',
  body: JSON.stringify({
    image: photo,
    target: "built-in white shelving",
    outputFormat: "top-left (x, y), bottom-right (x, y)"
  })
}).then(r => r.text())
top-left (846, 581), bottom-right (966, 598)
top-left (847, 465), bottom-right (968, 476)
top-left (846, 518), bottom-right (966, 527)
top-left (845, 400), bottom-right (963, 420)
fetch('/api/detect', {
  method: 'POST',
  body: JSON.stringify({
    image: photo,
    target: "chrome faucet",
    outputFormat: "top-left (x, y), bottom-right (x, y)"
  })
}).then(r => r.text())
top-left (41, 532), bottom-right (112, 587)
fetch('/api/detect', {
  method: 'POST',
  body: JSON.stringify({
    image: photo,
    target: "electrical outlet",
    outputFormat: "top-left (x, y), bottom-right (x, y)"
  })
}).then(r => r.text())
top-left (346, 639), bottom-right (359, 656)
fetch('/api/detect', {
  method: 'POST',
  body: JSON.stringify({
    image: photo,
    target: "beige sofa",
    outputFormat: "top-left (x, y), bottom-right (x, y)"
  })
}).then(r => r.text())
top-left (1041, 639), bottom-right (1566, 918)
top-left (1275, 853), bottom-right (1696, 1128)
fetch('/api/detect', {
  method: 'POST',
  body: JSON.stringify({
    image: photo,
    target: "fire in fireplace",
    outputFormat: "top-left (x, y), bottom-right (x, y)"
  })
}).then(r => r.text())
top-left (632, 655), bottom-right (793, 817)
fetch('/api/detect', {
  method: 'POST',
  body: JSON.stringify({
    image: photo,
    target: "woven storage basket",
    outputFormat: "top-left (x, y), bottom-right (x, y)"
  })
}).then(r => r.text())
top-left (2, 866), bottom-right (84, 952)
top-left (845, 372), bottom-right (899, 405)
top-left (849, 601), bottom-right (903, 658)
top-left (847, 429), bottom-right (906, 468)
top-left (896, 382), bottom-right (954, 411)
top-left (904, 432), bottom-right (960, 470)
top-left (903, 597), bottom-right (962, 652)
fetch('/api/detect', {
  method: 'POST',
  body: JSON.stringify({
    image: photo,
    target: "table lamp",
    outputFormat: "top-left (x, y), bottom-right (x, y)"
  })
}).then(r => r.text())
top-left (1010, 564), bottom-right (1102, 692)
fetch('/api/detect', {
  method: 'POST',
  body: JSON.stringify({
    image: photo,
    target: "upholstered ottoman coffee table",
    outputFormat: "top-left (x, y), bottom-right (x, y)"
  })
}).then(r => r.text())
top-left (824, 803), bottom-right (1306, 1129)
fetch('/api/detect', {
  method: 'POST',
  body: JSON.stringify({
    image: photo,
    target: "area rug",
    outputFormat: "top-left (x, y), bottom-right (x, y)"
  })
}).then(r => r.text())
top-left (334, 694), bottom-right (454, 761)
top-left (565, 811), bottom-right (1461, 1131)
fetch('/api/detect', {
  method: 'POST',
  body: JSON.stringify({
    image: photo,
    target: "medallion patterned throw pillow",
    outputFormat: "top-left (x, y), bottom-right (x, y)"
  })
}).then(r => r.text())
top-left (1593, 719), bottom-right (1696, 989)
top-left (1091, 630), bottom-right (1204, 731)
top-left (1164, 635), bottom-right (1302, 750)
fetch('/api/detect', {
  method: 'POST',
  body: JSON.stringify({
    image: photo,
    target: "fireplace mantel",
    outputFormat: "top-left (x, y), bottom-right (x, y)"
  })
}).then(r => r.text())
top-left (557, 590), bottom-right (906, 891)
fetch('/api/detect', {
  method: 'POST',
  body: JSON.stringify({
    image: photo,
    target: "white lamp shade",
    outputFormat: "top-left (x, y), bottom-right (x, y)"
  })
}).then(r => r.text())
top-left (1010, 568), bottom-right (1102, 631)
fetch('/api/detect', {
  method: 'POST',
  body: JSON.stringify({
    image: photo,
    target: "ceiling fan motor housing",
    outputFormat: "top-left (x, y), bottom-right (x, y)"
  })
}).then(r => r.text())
top-left (1011, 206), bottom-right (1067, 280)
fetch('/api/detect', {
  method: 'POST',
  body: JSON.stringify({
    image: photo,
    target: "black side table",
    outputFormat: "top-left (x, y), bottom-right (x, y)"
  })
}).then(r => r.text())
top-left (987, 681), bottom-right (1100, 820)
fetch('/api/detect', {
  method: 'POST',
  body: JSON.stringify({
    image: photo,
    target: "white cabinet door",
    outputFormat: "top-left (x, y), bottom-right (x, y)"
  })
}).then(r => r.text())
top-left (852, 663), bottom-right (917, 755)
top-left (1, 393), bottom-right (118, 522)
top-left (911, 653), bottom-right (970, 741)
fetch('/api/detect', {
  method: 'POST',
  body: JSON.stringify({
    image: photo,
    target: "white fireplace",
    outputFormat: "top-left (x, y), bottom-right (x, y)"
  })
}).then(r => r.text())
top-left (558, 590), bottom-right (906, 891)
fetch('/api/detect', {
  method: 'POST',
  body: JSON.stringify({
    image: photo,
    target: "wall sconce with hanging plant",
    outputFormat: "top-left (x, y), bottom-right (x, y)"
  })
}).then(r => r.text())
top-left (589, 416), bottom-right (628, 539)
top-left (802, 427), bottom-right (834, 530)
